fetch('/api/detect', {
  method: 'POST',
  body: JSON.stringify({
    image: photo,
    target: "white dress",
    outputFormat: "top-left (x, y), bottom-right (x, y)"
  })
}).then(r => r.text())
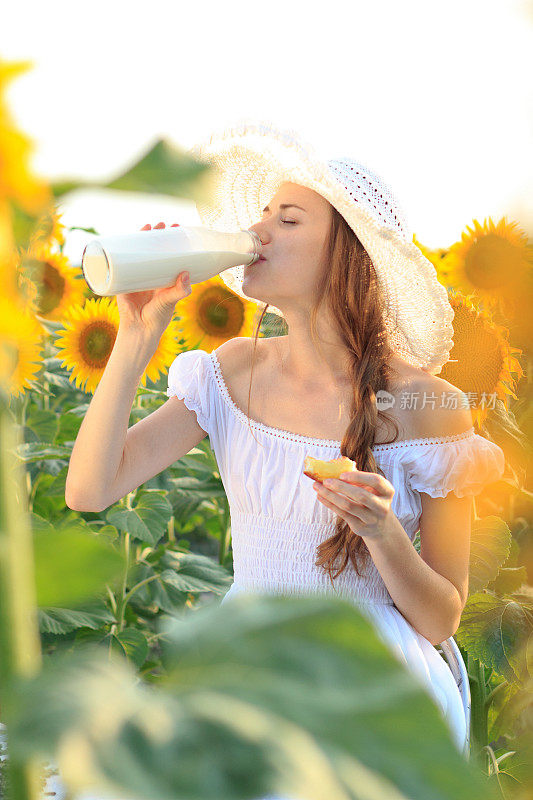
top-left (21, 346), bottom-right (505, 800)
top-left (166, 348), bottom-right (506, 759)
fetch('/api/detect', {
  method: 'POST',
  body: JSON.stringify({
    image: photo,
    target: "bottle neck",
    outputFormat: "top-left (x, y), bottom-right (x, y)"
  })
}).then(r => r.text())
top-left (246, 229), bottom-right (262, 260)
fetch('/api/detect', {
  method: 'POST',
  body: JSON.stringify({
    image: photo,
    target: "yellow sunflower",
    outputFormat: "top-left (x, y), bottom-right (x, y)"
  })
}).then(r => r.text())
top-left (173, 274), bottom-right (265, 351)
top-left (0, 58), bottom-right (51, 216)
top-left (501, 266), bottom-right (533, 353)
top-left (412, 233), bottom-right (453, 285)
top-left (54, 296), bottom-right (186, 395)
top-left (27, 204), bottom-right (67, 251)
top-left (439, 290), bottom-right (524, 428)
top-left (17, 238), bottom-right (86, 321)
top-left (0, 204), bottom-right (21, 303)
top-left (442, 217), bottom-right (533, 312)
top-left (0, 295), bottom-right (47, 401)
top-left (0, 196), bottom-right (16, 263)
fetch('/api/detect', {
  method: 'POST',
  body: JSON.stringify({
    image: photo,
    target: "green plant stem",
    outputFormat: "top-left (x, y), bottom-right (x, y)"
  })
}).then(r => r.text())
top-left (123, 574), bottom-right (160, 607)
top-left (26, 475), bottom-right (39, 516)
top-left (219, 504), bottom-right (230, 565)
top-left (468, 653), bottom-right (490, 770)
top-left (483, 744), bottom-right (514, 800)
top-left (482, 744), bottom-right (498, 776)
top-left (25, 471), bottom-right (32, 515)
top-left (167, 515), bottom-right (175, 543)
top-left (0, 403), bottom-right (44, 799)
top-left (113, 490), bottom-right (138, 633)
top-left (116, 532), bottom-right (131, 632)
top-left (14, 393), bottom-right (34, 516)
top-left (23, 393), bottom-right (29, 427)
top-left (106, 585), bottom-right (117, 615)
top-left (485, 680), bottom-right (508, 711)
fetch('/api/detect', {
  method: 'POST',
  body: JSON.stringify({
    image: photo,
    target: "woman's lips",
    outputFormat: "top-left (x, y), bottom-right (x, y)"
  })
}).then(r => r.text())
top-left (246, 255), bottom-right (266, 269)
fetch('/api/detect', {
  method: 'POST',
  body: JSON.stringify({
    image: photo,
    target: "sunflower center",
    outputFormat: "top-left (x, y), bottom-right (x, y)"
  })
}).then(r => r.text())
top-left (40, 262), bottom-right (66, 314)
top-left (23, 258), bottom-right (66, 315)
top-left (440, 301), bottom-right (504, 405)
top-left (80, 321), bottom-right (117, 368)
top-left (197, 287), bottom-right (245, 337)
top-left (464, 236), bottom-right (523, 290)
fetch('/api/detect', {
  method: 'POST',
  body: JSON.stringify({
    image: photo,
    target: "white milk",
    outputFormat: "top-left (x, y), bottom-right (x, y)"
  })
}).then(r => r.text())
top-left (81, 225), bottom-right (262, 296)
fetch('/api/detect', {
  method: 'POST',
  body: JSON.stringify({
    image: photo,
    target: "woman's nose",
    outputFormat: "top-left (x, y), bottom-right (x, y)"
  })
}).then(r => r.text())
top-left (249, 222), bottom-right (269, 244)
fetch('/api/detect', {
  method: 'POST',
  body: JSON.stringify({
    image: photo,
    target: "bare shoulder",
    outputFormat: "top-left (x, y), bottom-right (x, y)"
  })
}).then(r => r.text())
top-left (213, 336), bottom-right (266, 377)
top-left (409, 369), bottom-right (474, 438)
top-left (213, 336), bottom-right (248, 372)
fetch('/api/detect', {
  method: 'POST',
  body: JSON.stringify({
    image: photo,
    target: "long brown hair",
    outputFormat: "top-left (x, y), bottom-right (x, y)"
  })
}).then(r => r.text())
top-left (245, 204), bottom-right (401, 584)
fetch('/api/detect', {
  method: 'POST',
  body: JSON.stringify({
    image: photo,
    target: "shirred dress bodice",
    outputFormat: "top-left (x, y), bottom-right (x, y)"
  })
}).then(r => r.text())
top-left (166, 347), bottom-right (504, 606)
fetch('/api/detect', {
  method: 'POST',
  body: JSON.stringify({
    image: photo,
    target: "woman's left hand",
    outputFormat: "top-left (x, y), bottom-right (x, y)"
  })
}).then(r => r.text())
top-left (312, 470), bottom-right (396, 541)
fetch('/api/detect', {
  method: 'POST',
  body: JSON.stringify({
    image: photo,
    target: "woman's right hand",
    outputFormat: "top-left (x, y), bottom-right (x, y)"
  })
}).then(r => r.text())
top-left (115, 221), bottom-right (191, 341)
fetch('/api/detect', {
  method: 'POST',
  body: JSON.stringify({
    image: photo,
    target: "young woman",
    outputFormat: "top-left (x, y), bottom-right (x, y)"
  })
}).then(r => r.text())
top-left (165, 122), bottom-right (505, 758)
top-left (66, 122), bottom-right (505, 784)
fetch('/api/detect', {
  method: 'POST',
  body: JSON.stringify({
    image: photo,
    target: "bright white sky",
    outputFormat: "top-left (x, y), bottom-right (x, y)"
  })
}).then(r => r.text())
top-left (2, 0), bottom-right (533, 267)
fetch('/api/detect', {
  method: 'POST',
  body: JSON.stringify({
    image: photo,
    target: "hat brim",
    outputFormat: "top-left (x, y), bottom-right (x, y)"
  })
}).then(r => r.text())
top-left (189, 121), bottom-right (454, 375)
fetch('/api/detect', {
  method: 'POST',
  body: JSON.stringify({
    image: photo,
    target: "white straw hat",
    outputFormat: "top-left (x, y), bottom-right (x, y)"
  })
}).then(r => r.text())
top-left (189, 120), bottom-right (455, 376)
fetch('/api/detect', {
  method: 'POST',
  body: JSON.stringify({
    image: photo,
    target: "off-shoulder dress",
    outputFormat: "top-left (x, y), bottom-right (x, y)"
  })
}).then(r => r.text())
top-left (166, 348), bottom-right (505, 759)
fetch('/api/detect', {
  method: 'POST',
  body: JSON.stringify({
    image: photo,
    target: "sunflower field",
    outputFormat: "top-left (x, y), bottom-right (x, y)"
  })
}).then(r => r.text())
top-left (1, 56), bottom-right (533, 800)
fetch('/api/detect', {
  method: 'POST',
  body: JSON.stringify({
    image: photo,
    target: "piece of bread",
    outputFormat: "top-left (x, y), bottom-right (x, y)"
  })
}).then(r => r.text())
top-left (303, 455), bottom-right (357, 484)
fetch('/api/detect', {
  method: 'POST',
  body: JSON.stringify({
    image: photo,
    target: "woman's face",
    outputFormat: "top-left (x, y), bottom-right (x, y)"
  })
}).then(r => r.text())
top-left (244, 182), bottom-right (333, 315)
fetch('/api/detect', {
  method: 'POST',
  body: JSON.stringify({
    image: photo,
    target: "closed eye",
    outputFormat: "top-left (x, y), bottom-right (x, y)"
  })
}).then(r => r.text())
top-left (281, 219), bottom-right (296, 224)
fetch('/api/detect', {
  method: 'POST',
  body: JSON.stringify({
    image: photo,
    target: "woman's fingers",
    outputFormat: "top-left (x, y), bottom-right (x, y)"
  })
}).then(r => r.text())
top-left (140, 222), bottom-right (179, 230)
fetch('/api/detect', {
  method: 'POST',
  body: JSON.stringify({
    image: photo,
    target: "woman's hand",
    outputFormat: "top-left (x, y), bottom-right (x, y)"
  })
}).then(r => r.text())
top-left (312, 470), bottom-right (396, 541)
top-left (115, 221), bottom-right (191, 341)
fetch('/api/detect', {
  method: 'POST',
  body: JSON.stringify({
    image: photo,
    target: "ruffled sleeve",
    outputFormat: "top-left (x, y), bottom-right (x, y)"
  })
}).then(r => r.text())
top-left (165, 349), bottom-right (213, 436)
top-left (405, 429), bottom-right (505, 499)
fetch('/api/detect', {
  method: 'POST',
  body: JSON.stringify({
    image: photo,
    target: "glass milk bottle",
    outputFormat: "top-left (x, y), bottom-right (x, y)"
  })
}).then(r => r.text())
top-left (81, 225), bottom-right (262, 296)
